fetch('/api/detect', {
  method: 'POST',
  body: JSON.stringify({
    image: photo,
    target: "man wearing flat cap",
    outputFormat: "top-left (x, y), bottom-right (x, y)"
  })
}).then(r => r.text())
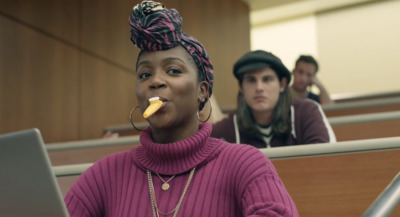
top-left (211, 50), bottom-right (336, 148)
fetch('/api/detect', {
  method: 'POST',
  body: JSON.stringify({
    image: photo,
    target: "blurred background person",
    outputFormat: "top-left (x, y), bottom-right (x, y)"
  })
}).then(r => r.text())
top-left (290, 55), bottom-right (334, 105)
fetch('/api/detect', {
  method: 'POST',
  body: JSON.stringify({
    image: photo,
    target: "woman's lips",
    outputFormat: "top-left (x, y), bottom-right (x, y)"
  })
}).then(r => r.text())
top-left (159, 101), bottom-right (167, 111)
top-left (147, 96), bottom-right (167, 104)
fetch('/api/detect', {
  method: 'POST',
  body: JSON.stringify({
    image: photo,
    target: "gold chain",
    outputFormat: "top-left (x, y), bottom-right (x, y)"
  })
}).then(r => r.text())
top-left (147, 168), bottom-right (196, 217)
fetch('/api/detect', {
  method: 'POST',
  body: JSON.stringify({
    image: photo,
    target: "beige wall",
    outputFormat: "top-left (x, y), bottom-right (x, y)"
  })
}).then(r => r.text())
top-left (251, 15), bottom-right (318, 71)
top-left (0, 0), bottom-right (250, 142)
top-left (317, 0), bottom-right (400, 95)
top-left (251, 0), bottom-right (400, 96)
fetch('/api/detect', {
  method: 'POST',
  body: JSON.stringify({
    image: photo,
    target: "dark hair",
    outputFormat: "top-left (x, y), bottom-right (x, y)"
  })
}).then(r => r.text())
top-left (236, 77), bottom-right (292, 140)
top-left (295, 55), bottom-right (319, 73)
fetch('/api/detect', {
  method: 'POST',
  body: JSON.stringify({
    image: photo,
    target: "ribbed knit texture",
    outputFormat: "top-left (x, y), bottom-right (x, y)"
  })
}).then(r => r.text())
top-left (65, 123), bottom-right (299, 217)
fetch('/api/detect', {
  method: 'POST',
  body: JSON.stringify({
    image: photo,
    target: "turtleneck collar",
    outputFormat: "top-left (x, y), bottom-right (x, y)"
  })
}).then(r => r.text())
top-left (131, 122), bottom-right (224, 175)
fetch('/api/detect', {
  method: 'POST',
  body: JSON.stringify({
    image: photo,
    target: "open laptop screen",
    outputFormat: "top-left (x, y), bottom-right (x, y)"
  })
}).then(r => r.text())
top-left (0, 128), bottom-right (69, 217)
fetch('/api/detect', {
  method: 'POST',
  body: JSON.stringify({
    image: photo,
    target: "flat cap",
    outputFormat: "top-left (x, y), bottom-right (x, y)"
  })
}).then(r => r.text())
top-left (233, 50), bottom-right (291, 83)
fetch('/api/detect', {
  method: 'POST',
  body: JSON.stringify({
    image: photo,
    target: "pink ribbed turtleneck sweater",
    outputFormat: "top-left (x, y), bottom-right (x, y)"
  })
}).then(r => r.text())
top-left (65, 123), bottom-right (298, 217)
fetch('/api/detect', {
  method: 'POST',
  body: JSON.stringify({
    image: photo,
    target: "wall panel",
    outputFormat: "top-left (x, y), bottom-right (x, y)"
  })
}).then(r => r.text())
top-left (79, 54), bottom-right (136, 140)
top-left (0, 15), bottom-right (80, 142)
top-left (179, 0), bottom-right (250, 107)
top-left (0, 0), bottom-right (80, 44)
top-left (80, 0), bottom-right (139, 70)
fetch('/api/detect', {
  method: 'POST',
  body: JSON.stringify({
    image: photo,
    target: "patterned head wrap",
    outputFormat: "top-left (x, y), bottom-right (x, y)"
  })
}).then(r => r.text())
top-left (129, 1), bottom-right (214, 110)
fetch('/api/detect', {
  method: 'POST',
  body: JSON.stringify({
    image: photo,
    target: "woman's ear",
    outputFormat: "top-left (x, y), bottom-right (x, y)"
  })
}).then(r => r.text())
top-left (198, 81), bottom-right (209, 102)
top-left (280, 77), bottom-right (288, 92)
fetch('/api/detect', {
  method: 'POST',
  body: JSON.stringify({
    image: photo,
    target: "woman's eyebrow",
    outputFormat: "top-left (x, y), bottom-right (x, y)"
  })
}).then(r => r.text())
top-left (136, 60), bottom-right (151, 69)
top-left (137, 57), bottom-right (186, 70)
top-left (162, 57), bottom-right (185, 64)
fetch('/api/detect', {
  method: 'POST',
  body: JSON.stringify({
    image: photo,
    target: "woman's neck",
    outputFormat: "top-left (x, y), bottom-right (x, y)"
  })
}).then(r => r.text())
top-left (151, 119), bottom-right (199, 144)
top-left (135, 122), bottom-right (216, 174)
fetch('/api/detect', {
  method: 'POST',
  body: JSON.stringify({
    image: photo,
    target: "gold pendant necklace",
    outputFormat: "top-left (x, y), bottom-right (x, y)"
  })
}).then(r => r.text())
top-left (156, 173), bottom-right (176, 191)
top-left (147, 168), bottom-right (196, 217)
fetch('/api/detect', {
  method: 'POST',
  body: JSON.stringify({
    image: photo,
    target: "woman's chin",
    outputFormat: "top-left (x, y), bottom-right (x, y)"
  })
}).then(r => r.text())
top-left (148, 117), bottom-right (173, 129)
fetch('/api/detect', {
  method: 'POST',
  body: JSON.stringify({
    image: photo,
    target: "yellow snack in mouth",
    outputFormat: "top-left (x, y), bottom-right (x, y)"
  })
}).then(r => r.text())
top-left (143, 97), bottom-right (163, 118)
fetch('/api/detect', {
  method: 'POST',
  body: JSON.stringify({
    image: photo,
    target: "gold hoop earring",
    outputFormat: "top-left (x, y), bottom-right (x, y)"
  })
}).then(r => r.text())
top-left (129, 106), bottom-right (149, 131)
top-left (197, 100), bottom-right (212, 123)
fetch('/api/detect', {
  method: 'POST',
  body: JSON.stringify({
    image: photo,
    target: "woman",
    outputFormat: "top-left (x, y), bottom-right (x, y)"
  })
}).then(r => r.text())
top-left (211, 50), bottom-right (336, 148)
top-left (64, 2), bottom-right (299, 217)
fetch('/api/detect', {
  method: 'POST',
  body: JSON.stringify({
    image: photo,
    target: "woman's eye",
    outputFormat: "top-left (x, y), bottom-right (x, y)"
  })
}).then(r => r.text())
top-left (138, 72), bottom-right (151, 80)
top-left (167, 68), bottom-right (182, 75)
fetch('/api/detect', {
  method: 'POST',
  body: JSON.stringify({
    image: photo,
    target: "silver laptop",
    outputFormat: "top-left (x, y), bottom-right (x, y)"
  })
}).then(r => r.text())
top-left (0, 129), bottom-right (70, 217)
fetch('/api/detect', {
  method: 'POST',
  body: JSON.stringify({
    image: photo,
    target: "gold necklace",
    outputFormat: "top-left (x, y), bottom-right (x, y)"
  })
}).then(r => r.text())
top-left (147, 168), bottom-right (196, 217)
top-left (156, 173), bottom-right (176, 191)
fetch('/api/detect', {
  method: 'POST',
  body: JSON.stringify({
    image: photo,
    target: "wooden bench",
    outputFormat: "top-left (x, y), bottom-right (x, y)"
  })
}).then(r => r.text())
top-left (328, 111), bottom-right (400, 141)
top-left (103, 110), bottom-right (400, 142)
top-left (47, 135), bottom-right (141, 166)
top-left (262, 140), bottom-right (400, 216)
top-left (323, 97), bottom-right (400, 117)
top-left (331, 90), bottom-right (400, 103)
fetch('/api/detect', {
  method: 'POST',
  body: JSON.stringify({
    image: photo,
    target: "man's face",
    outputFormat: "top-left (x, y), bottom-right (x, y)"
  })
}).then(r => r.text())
top-left (292, 61), bottom-right (317, 91)
top-left (240, 67), bottom-right (286, 114)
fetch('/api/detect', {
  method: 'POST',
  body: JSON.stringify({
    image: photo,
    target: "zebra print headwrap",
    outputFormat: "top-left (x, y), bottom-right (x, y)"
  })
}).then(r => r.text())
top-left (129, 1), bottom-right (214, 109)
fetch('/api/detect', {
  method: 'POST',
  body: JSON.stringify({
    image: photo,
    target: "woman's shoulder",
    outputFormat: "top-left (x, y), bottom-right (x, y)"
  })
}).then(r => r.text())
top-left (85, 149), bottom-right (134, 173)
top-left (100, 149), bottom-right (132, 162)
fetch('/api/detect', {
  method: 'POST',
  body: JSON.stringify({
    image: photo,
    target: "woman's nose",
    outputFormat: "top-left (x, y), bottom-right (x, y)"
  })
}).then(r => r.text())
top-left (149, 73), bottom-right (167, 89)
